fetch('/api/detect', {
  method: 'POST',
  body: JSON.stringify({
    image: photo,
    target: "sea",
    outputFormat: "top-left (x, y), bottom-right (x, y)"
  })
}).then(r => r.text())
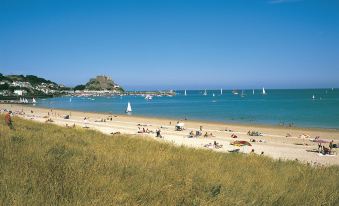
top-left (36, 89), bottom-right (339, 129)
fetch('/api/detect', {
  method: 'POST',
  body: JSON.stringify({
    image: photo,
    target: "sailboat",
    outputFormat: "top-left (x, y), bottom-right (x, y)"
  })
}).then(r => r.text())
top-left (126, 102), bottom-right (132, 113)
top-left (212, 93), bottom-right (215, 97)
top-left (262, 87), bottom-right (266, 95)
top-left (312, 94), bottom-right (315, 100)
top-left (32, 98), bottom-right (36, 104)
top-left (184, 90), bottom-right (187, 96)
top-left (220, 88), bottom-right (223, 95)
top-left (203, 89), bottom-right (207, 96)
top-left (241, 90), bottom-right (245, 97)
top-left (69, 97), bottom-right (72, 102)
top-left (252, 89), bottom-right (255, 95)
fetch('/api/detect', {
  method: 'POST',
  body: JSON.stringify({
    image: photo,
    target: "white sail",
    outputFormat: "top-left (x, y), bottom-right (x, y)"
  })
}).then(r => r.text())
top-left (220, 88), bottom-right (223, 95)
top-left (184, 90), bottom-right (187, 96)
top-left (312, 94), bottom-right (315, 100)
top-left (70, 97), bottom-right (72, 102)
top-left (213, 93), bottom-right (215, 97)
top-left (203, 89), bottom-right (207, 96)
top-left (32, 98), bottom-right (36, 103)
top-left (126, 102), bottom-right (132, 113)
top-left (253, 89), bottom-right (255, 95)
top-left (262, 87), bottom-right (266, 95)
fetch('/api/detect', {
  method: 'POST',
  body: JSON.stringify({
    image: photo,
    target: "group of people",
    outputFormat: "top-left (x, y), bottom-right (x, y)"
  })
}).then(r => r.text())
top-left (138, 127), bottom-right (152, 134)
top-left (247, 130), bottom-right (262, 136)
top-left (318, 140), bottom-right (336, 155)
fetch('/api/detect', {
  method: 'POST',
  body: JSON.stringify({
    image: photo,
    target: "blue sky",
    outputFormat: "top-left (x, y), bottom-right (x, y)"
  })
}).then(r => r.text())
top-left (1, 0), bottom-right (339, 90)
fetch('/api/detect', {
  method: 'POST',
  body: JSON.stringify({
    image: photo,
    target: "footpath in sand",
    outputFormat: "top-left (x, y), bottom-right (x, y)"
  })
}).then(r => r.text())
top-left (2, 104), bottom-right (339, 166)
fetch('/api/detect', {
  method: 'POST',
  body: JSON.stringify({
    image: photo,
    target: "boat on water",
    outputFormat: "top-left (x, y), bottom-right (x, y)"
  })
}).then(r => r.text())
top-left (126, 102), bottom-right (132, 113)
top-left (212, 93), bottom-right (215, 97)
top-left (241, 90), bottom-right (245, 97)
top-left (312, 94), bottom-right (315, 100)
top-left (262, 87), bottom-right (266, 95)
top-left (145, 95), bottom-right (153, 100)
top-left (32, 98), bottom-right (36, 104)
top-left (184, 90), bottom-right (187, 96)
top-left (232, 90), bottom-right (239, 95)
top-left (203, 89), bottom-right (207, 96)
top-left (253, 89), bottom-right (255, 95)
top-left (220, 88), bottom-right (223, 95)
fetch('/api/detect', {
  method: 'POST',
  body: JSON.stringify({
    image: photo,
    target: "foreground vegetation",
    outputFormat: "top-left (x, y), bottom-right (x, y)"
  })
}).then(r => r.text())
top-left (0, 116), bottom-right (338, 205)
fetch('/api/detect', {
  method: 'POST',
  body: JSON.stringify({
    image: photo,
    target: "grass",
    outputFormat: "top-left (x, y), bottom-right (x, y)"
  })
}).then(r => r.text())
top-left (0, 116), bottom-right (338, 205)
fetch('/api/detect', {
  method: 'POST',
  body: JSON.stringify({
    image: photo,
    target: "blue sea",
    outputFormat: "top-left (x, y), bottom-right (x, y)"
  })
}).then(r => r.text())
top-left (36, 89), bottom-right (339, 129)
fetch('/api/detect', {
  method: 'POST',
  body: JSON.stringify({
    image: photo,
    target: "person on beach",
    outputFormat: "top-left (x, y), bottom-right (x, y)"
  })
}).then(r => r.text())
top-left (5, 111), bottom-right (14, 130)
top-left (329, 140), bottom-right (334, 154)
top-left (156, 129), bottom-right (162, 138)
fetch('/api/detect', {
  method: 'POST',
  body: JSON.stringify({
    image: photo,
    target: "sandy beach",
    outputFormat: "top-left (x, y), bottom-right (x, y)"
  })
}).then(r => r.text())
top-left (2, 103), bottom-right (339, 166)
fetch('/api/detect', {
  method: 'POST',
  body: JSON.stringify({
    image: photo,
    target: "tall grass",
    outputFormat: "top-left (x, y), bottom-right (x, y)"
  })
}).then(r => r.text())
top-left (0, 116), bottom-right (338, 205)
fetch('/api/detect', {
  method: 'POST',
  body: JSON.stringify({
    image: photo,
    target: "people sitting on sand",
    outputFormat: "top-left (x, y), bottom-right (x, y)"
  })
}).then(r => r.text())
top-left (231, 134), bottom-right (237, 138)
top-left (213, 141), bottom-right (223, 149)
top-left (45, 118), bottom-right (54, 123)
top-left (286, 133), bottom-right (292, 137)
top-left (250, 138), bottom-right (256, 142)
top-left (189, 131), bottom-right (194, 138)
top-left (204, 132), bottom-right (208, 138)
top-left (247, 130), bottom-right (262, 136)
top-left (137, 127), bottom-right (143, 133)
top-left (322, 146), bottom-right (330, 155)
top-left (261, 151), bottom-right (264, 155)
top-left (196, 130), bottom-right (202, 137)
top-left (251, 149), bottom-right (255, 154)
top-left (210, 133), bottom-right (215, 137)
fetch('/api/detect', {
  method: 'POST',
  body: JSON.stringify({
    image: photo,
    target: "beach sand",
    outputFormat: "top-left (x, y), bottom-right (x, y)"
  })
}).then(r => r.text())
top-left (2, 104), bottom-right (339, 166)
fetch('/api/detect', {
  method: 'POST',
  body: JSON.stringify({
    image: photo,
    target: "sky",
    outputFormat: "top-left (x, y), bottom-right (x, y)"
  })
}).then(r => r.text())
top-left (0, 0), bottom-right (339, 90)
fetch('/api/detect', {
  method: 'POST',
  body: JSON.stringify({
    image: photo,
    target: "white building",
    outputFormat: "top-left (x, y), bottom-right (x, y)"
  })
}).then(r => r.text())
top-left (14, 90), bottom-right (26, 96)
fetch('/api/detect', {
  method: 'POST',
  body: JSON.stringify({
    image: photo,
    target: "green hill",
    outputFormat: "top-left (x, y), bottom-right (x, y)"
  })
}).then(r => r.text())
top-left (0, 116), bottom-right (338, 205)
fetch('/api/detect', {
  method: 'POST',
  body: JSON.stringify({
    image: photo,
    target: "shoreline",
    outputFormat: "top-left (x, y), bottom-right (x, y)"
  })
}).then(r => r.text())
top-left (2, 104), bottom-right (339, 166)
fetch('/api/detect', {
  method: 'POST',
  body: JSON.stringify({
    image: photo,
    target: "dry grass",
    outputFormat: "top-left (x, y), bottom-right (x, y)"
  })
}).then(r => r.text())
top-left (0, 116), bottom-right (338, 205)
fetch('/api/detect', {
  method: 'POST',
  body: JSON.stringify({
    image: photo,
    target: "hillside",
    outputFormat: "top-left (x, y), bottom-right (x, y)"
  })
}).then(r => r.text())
top-left (0, 73), bottom-right (66, 98)
top-left (83, 75), bottom-right (124, 92)
top-left (0, 116), bottom-right (338, 205)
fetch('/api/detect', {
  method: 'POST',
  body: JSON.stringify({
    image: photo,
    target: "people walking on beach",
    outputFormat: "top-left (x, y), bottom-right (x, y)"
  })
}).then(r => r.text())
top-left (156, 129), bottom-right (162, 138)
top-left (5, 111), bottom-right (14, 130)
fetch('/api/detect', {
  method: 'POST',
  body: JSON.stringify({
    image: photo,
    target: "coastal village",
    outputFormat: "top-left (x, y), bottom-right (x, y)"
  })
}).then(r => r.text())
top-left (0, 74), bottom-right (175, 102)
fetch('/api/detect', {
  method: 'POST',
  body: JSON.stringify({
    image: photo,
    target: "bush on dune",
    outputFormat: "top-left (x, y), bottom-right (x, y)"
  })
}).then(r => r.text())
top-left (0, 116), bottom-right (338, 205)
